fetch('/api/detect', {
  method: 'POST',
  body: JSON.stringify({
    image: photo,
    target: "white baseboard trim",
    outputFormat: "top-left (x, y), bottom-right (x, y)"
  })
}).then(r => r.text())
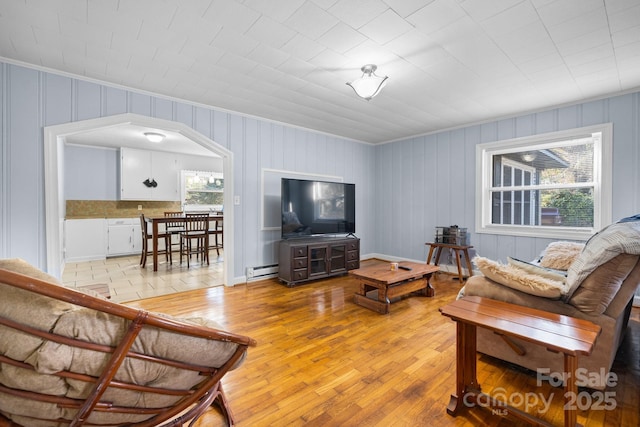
top-left (232, 276), bottom-right (247, 285)
top-left (232, 274), bottom-right (279, 285)
top-left (362, 252), bottom-right (423, 263)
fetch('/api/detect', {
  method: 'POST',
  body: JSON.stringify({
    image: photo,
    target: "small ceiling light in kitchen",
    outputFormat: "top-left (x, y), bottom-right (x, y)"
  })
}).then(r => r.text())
top-left (144, 132), bottom-right (165, 143)
top-left (346, 64), bottom-right (388, 101)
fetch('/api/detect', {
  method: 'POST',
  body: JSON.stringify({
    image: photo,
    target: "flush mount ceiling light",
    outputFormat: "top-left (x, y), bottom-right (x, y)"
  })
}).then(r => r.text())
top-left (346, 64), bottom-right (388, 101)
top-left (144, 132), bottom-right (165, 143)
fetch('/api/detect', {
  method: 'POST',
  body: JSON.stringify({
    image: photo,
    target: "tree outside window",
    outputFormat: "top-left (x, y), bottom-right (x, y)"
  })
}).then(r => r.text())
top-left (476, 124), bottom-right (612, 241)
top-left (181, 170), bottom-right (223, 211)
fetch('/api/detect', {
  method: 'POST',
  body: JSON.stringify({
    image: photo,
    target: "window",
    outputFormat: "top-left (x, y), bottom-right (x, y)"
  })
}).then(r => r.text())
top-left (181, 170), bottom-right (224, 212)
top-left (494, 158), bottom-right (536, 226)
top-left (476, 124), bottom-right (612, 240)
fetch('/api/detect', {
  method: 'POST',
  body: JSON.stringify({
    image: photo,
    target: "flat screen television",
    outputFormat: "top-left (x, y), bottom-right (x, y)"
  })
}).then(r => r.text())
top-left (281, 178), bottom-right (355, 239)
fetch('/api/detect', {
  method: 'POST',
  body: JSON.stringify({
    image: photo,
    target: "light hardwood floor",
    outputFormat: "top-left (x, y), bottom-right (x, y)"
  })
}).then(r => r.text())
top-left (126, 261), bottom-right (640, 427)
top-left (62, 251), bottom-right (224, 302)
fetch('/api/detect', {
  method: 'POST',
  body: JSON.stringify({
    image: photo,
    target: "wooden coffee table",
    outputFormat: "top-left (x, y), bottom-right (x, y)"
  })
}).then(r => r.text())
top-left (350, 261), bottom-right (439, 314)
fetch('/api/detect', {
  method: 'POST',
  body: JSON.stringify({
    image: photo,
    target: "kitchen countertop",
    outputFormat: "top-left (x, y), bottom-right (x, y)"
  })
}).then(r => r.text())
top-left (65, 200), bottom-right (181, 219)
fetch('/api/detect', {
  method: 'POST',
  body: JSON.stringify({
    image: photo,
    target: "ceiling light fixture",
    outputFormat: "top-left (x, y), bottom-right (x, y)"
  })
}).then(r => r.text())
top-left (144, 132), bottom-right (165, 143)
top-left (346, 64), bottom-right (388, 101)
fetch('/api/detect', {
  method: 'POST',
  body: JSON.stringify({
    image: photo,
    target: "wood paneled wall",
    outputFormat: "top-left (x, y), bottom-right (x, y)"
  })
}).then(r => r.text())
top-left (1, 60), bottom-right (639, 278)
top-left (376, 93), bottom-right (640, 264)
top-left (0, 62), bottom-right (375, 280)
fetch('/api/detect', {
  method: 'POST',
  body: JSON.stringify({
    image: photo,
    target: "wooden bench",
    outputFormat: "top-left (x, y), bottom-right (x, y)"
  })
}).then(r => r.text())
top-left (440, 296), bottom-right (601, 427)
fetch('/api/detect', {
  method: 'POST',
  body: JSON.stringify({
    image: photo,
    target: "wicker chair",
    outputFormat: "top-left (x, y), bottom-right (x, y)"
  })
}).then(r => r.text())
top-left (0, 258), bottom-right (256, 426)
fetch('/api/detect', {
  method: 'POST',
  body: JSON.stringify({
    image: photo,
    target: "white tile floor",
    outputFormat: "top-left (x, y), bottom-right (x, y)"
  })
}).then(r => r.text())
top-left (62, 251), bottom-right (224, 303)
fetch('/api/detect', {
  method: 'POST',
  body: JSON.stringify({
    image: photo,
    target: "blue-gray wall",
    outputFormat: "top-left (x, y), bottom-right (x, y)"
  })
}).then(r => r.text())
top-left (64, 145), bottom-right (225, 200)
top-left (1, 60), bottom-right (639, 276)
top-left (65, 145), bottom-right (119, 200)
top-left (378, 93), bottom-right (640, 264)
top-left (0, 62), bottom-right (376, 278)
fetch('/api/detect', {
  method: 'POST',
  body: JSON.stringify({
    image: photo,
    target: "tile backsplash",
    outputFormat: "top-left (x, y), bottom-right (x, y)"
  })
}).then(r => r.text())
top-left (66, 200), bottom-right (182, 219)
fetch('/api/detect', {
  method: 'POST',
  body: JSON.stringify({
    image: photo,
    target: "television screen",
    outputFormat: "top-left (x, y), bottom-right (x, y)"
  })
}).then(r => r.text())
top-left (281, 178), bottom-right (355, 239)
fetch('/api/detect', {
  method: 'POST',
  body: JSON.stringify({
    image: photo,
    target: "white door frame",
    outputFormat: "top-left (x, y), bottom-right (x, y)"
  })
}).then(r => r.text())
top-left (44, 113), bottom-right (234, 285)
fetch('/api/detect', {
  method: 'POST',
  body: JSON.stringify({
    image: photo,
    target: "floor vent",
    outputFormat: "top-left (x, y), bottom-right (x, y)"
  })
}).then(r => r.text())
top-left (246, 264), bottom-right (278, 280)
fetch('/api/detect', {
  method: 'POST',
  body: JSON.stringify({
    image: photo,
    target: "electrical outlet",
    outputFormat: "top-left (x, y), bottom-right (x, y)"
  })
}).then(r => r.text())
top-left (234, 196), bottom-right (240, 205)
top-left (138, 205), bottom-right (143, 210)
top-left (246, 267), bottom-right (254, 278)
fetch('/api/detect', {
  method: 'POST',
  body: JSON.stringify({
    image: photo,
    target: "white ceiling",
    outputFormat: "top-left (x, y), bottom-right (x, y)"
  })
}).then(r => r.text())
top-left (64, 124), bottom-right (220, 156)
top-left (1, 0), bottom-right (639, 144)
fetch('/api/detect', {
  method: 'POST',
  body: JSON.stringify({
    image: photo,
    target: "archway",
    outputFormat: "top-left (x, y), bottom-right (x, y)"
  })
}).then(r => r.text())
top-left (44, 113), bottom-right (234, 285)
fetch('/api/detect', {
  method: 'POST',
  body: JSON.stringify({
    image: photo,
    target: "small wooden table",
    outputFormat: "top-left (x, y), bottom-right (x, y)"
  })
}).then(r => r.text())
top-left (425, 242), bottom-right (474, 281)
top-left (350, 261), bottom-right (439, 314)
top-left (440, 296), bottom-right (601, 427)
top-left (146, 214), bottom-right (223, 271)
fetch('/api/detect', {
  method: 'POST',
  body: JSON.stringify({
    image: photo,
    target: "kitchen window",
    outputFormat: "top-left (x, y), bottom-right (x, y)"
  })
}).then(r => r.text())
top-left (475, 123), bottom-right (612, 240)
top-left (181, 170), bottom-right (224, 212)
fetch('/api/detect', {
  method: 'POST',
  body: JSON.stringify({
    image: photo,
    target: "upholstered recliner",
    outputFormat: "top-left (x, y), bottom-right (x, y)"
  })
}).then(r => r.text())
top-left (0, 258), bottom-right (256, 426)
top-left (460, 218), bottom-right (640, 390)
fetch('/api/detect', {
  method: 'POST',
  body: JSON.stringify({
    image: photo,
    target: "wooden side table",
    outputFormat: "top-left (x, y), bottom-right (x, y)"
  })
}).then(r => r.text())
top-left (425, 242), bottom-right (474, 281)
top-left (440, 296), bottom-right (601, 427)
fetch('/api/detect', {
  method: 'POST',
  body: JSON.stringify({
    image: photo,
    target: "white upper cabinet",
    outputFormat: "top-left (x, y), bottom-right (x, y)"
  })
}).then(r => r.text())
top-left (120, 147), bottom-right (179, 201)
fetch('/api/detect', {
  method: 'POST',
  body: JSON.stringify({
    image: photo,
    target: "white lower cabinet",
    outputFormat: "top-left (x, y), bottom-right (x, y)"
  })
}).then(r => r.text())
top-left (65, 218), bottom-right (142, 262)
top-left (65, 219), bottom-right (107, 262)
top-left (107, 218), bottom-right (142, 256)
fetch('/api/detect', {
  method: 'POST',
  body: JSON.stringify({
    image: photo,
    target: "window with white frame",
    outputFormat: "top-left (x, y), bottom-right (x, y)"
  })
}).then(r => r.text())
top-left (476, 124), bottom-right (612, 241)
top-left (181, 170), bottom-right (224, 212)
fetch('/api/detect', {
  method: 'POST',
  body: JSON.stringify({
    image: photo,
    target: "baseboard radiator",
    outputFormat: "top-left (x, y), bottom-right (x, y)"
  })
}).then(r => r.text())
top-left (246, 264), bottom-right (279, 280)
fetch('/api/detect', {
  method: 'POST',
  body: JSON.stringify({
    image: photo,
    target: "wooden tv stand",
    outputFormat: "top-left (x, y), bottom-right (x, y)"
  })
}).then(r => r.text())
top-left (278, 236), bottom-right (360, 286)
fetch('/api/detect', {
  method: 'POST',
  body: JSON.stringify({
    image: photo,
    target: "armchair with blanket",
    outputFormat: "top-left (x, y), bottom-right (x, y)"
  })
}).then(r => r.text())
top-left (460, 217), bottom-right (640, 390)
top-left (0, 258), bottom-right (256, 426)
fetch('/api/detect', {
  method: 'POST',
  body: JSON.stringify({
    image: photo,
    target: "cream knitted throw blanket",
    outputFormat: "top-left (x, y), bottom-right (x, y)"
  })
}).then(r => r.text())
top-left (565, 220), bottom-right (640, 300)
